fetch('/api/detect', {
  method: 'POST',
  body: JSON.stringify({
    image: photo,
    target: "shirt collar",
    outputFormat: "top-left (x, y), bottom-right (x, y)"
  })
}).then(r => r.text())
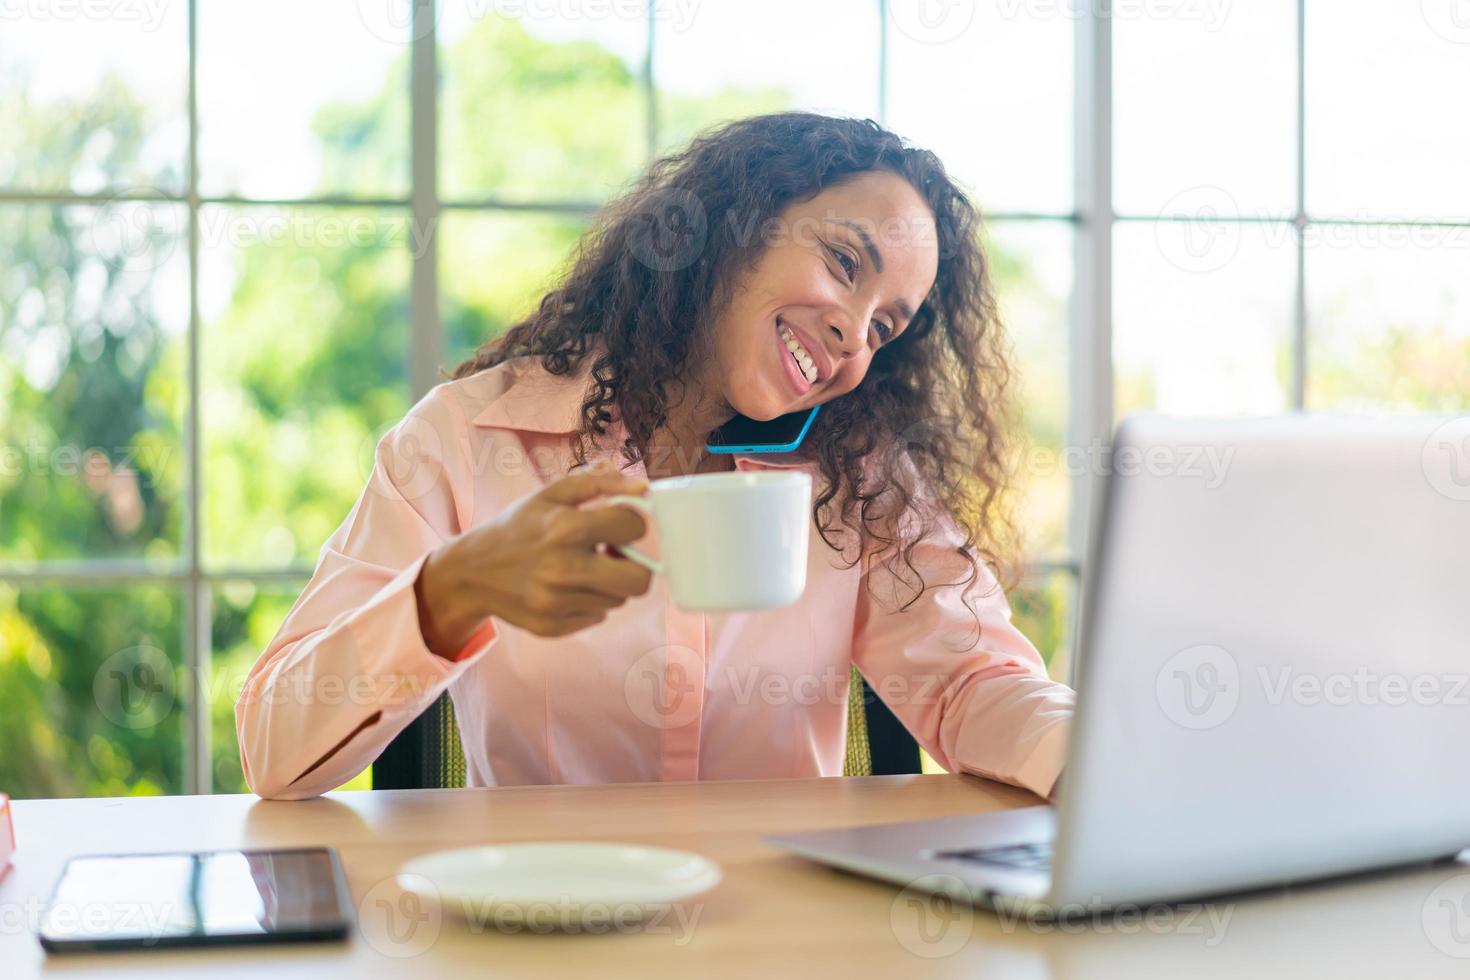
top-left (470, 356), bottom-right (589, 435)
top-left (470, 356), bottom-right (817, 472)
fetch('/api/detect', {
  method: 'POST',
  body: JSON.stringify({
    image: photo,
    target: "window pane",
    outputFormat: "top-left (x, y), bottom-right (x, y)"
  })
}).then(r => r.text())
top-left (653, 0), bottom-right (880, 155)
top-left (0, 584), bottom-right (183, 799)
top-left (200, 206), bottom-right (411, 568)
top-left (1009, 567), bottom-right (1078, 683)
top-left (887, 2), bottom-right (1072, 214)
top-left (442, 211), bottom-right (590, 366)
top-left (440, 9), bottom-right (647, 202)
top-left (985, 220), bottom-right (1072, 560)
top-left (209, 580), bottom-right (297, 794)
top-left (1114, 2), bottom-right (1295, 217)
top-left (0, 203), bottom-right (186, 562)
top-left (208, 578), bottom-right (373, 794)
top-left (1306, 227), bottom-right (1470, 412)
top-left (1114, 221), bottom-right (1296, 416)
top-left (198, 3), bottom-right (408, 198)
top-left (1307, 2), bottom-right (1470, 220)
top-left (0, 6), bottom-right (186, 193)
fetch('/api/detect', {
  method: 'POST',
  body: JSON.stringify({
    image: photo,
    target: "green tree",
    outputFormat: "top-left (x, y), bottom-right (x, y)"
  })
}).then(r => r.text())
top-left (1, 63), bottom-right (186, 797)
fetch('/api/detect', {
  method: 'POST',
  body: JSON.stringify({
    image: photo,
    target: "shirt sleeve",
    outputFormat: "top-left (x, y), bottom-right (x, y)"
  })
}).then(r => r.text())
top-left (850, 478), bottom-right (1075, 799)
top-left (234, 386), bottom-right (499, 800)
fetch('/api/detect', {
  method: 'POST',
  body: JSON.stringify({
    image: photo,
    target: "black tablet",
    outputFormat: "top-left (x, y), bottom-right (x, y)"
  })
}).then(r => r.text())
top-left (39, 847), bottom-right (352, 953)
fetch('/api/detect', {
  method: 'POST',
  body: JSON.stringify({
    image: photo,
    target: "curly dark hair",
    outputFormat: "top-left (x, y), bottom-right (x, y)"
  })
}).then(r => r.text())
top-left (452, 111), bottom-right (1018, 628)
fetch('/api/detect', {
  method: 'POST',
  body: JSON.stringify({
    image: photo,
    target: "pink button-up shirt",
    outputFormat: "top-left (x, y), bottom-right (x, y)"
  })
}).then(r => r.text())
top-left (235, 356), bottom-right (1075, 800)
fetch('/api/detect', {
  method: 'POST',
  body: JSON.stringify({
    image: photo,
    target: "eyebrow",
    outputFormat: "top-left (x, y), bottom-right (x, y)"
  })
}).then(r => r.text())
top-left (831, 219), bottom-right (918, 327)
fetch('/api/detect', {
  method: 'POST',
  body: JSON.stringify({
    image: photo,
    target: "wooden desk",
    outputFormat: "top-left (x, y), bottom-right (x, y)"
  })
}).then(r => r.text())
top-left (3, 774), bottom-right (1467, 978)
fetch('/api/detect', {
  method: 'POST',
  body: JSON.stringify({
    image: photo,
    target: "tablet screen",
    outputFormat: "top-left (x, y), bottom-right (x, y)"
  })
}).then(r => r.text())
top-left (41, 848), bottom-right (350, 951)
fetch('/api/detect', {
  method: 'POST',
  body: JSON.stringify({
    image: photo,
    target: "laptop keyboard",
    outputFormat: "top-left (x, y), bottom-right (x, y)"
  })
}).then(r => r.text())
top-left (933, 841), bottom-right (1053, 873)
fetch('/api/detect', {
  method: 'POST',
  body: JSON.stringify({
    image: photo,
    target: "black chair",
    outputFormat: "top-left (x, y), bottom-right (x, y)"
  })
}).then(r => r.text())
top-left (372, 667), bottom-right (921, 789)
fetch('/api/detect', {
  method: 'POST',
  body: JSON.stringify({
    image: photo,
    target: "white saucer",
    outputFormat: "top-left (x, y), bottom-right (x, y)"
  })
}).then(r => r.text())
top-left (396, 843), bottom-right (722, 930)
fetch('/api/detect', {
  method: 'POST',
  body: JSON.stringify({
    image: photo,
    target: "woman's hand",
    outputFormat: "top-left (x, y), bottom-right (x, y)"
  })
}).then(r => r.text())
top-left (414, 461), bottom-right (653, 657)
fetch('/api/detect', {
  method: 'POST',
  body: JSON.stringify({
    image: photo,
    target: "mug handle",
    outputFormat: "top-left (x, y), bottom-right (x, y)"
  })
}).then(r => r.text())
top-left (602, 495), bottom-right (664, 576)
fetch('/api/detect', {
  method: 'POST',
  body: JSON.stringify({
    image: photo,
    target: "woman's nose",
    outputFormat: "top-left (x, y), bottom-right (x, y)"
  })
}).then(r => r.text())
top-left (826, 317), bottom-right (865, 359)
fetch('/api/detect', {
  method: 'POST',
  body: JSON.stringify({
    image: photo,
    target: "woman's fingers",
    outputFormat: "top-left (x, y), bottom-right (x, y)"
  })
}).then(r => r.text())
top-left (535, 586), bottom-right (625, 616)
top-left (545, 550), bottom-right (653, 599)
top-left (460, 462), bottom-right (655, 638)
top-left (553, 503), bottom-right (647, 548)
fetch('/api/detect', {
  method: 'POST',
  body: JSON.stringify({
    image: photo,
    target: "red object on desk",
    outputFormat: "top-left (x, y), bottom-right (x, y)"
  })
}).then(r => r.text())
top-left (0, 793), bottom-right (13, 874)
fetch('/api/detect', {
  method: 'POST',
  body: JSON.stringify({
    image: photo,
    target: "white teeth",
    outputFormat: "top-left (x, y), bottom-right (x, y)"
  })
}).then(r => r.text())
top-left (779, 322), bottom-right (819, 385)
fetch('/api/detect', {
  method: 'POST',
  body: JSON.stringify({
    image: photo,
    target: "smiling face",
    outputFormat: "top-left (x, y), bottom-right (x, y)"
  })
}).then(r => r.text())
top-left (703, 169), bottom-right (941, 423)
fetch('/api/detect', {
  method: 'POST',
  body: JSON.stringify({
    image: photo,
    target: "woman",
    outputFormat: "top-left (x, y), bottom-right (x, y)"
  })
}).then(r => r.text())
top-left (235, 112), bottom-right (1075, 800)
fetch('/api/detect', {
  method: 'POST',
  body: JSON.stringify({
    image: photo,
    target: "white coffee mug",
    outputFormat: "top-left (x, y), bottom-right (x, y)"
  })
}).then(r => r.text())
top-left (604, 470), bottom-right (812, 611)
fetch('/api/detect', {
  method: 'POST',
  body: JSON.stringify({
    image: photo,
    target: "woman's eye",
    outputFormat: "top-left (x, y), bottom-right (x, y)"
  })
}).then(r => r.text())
top-left (828, 245), bottom-right (858, 281)
top-left (873, 321), bottom-right (893, 343)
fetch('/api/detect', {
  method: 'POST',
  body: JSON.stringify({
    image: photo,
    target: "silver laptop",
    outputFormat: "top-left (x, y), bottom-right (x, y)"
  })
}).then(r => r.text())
top-left (767, 414), bottom-right (1470, 916)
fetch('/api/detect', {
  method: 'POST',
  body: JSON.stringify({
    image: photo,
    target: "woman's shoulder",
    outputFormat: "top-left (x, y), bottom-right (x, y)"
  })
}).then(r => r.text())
top-left (433, 356), bottom-right (531, 409)
top-left (418, 355), bottom-right (590, 433)
top-left (423, 352), bottom-right (558, 417)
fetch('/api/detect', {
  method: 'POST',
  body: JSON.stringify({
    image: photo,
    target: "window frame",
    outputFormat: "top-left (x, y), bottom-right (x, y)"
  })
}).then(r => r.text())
top-left (0, 0), bottom-right (1113, 792)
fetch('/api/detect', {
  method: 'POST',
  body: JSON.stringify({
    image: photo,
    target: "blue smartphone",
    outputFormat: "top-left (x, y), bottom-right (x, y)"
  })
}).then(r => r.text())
top-left (706, 405), bottom-right (821, 454)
